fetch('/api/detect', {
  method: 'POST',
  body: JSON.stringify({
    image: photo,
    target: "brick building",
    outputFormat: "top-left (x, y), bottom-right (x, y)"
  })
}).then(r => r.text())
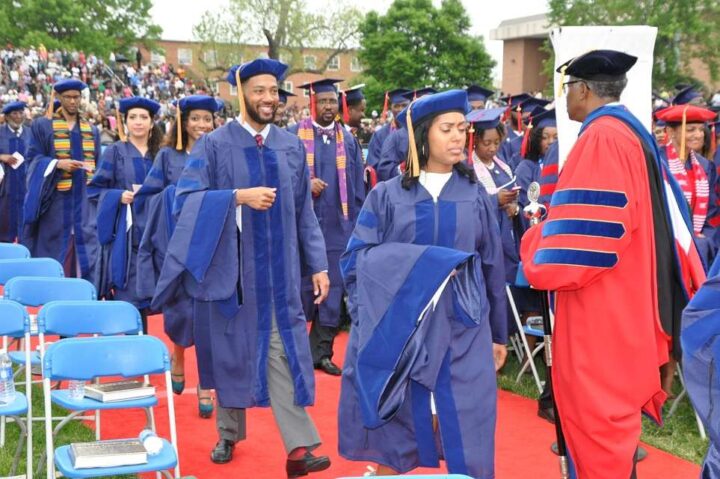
top-left (137, 40), bottom-right (364, 108)
top-left (490, 13), bottom-right (720, 95)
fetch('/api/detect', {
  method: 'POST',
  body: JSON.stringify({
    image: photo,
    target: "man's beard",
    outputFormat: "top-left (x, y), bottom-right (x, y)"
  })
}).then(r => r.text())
top-left (245, 101), bottom-right (277, 125)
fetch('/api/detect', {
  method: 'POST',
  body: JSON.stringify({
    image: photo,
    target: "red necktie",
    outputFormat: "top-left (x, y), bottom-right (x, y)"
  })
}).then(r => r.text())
top-left (255, 134), bottom-right (263, 148)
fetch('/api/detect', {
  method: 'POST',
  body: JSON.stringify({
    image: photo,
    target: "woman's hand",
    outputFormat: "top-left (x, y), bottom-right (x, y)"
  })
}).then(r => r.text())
top-left (497, 188), bottom-right (518, 207)
top-left (492, 343), bottom-right (508, 371)
top-left (121, 190), bottom-right (135, 205)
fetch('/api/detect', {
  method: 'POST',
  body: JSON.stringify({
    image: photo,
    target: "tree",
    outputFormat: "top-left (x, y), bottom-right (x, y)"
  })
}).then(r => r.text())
top-left (358, 0), bottom-right (495, 112)
top-left (0, 0), bottom-right (161, 58)
top-left (547, 0), bottom-right (720, 91)
top-left (193, 0), bottom-right (363, 75)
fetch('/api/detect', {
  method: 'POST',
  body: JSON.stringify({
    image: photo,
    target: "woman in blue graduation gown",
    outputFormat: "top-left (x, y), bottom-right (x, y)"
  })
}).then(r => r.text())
top-left (514, 109), bottom-right (557, 220)
top-left (469, 108), bottom-right (521, 295)
top-left (339, 90), bottom-right (507, 478)
top-left (0, 101), bottom-right (31, 243)
top-left (137, 95), bottom-right (218, 418)
top-left (89, 97), bottom-right (162, 329)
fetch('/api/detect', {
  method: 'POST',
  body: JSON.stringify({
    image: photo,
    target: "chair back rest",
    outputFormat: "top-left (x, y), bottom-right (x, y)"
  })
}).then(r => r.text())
top-left (0, 299), bottom-right (29, 338)
top-left (0, 243), bottom-right (30, 260)
top-left (0, 258), bottom-right (63, 284)
top-left (39, 300), bottom-right (142, 336)
top-left (43, 335), bottom-right (169, 381)
top-left (4, 277), bottom-right (96, 306)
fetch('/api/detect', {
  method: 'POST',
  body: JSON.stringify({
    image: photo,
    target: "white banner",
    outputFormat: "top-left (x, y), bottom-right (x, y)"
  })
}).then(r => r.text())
top-left (550, 26), bottom-right (658, 168)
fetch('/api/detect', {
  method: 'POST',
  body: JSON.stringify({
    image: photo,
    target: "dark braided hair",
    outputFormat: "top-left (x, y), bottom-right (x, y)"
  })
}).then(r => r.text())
top-left (401, 113), bottom-right (477, 190)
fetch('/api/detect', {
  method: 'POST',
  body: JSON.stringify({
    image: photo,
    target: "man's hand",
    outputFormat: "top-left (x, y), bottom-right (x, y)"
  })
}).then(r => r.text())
top-left (311, 271), bottom-right (330, 305)
top-left (0, 154), bottom-right (17, 166)
top-left (492, 343), bottom-right (508, 371)
top-left (311, 178), bottom-right (327, 197)
top-left (235, 187), bottom-right (277, 210)
top-left (56, 159), bottom-right (85, 172)
top-left (121, 190), bottom-right (134, 205)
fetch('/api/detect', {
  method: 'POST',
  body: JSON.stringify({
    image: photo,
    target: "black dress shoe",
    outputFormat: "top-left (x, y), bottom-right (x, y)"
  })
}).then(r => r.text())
top-left (537, 406), bottom-right (556, 424)
top-left (315, 357), bottom-right (342, 376)
top-left (210, 439), bottom-right (235, 464)
top-left (286, 452), bottom-right (331, 478)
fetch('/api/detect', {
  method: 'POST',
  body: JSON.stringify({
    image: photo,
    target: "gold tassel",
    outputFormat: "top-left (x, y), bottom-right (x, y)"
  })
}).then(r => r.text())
top-left (235, 69), bottom-right (246, 121)
top-left (46, 88), bottom-right (56, 119)
top-left (116, 109), bottom-right (126, 142)
top-left (175, 102), bottom-right (183, 151)
top-left (556, 65), bottom-right (567, 98)
top-left (405, 101), bottom-right (420, 178)
top-left (680, 105), bottom-right (689, 161)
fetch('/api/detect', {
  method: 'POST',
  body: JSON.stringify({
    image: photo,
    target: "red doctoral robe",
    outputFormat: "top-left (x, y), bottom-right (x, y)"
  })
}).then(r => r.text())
top-left (521, 115), bottom-right (669, 478)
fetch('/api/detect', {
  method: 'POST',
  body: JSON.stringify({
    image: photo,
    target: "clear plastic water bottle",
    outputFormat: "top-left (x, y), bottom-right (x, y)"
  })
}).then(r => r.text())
top-left (68, 379), bottom-right (85, 400)
top-left (139, 429), bottom-right (163, 456)
top-left (0, 349), bottom-right (16, 404)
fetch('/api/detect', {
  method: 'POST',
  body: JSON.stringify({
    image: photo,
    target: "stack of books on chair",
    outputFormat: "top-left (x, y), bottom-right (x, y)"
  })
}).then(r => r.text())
top-left (83, 380), bottom-right (155, 402)
top-left (69, 439), bottom-right (148, 469)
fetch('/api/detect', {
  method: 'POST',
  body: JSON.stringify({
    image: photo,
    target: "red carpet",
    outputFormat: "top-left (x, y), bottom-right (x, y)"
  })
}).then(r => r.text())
top-left (91, 316), bottom-right (701, 478)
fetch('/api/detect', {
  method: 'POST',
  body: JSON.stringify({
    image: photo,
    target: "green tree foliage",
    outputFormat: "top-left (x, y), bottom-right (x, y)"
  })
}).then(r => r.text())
top-left (358, 0), bottom-right (495, 111)
top-left (547, 0), bottom-right (720, 91)
top-left (193, 0), bottom-right (362, 75)
top-left (0, 0), bottom-right (161, 57)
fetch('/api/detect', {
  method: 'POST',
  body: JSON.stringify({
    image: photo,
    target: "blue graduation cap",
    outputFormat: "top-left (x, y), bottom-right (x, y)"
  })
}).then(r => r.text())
top-left (226, 59), bottom-right (289, 86)
top-left (342, 84), bottom-right (365, 104)
top-left (397, 89), bottom-right (470, 178)
top-left (388, 88), bottom-right (412, 105)
top-left (215, 98), bottom-right (225, 112)
top-left (533, 108), bottom-right (556, 129)
top-left (499, 93), bottom-right (533, 109)
top-left (672, 86), bottom-right (704, 105)
top-left (557, 49), bottom-right (637, 81)
top-left (2, 101), bottom-right (26, 115)
top-left (119, 97), bottom-right (161, 116)
top-left (466, 107), bottom-right (506, 130)
top-left (278, 88), bottom-right (296, 104)
top-left (178, 95), bottom-right (221, 113)
top-left (401, 87), bottom-right (437, 101)
top-left (466, 85), bottom-right (494, 102)
top-left (298, 78), bottom-right (343, 94)
top-left (53, 79), bottom-right (87, 93)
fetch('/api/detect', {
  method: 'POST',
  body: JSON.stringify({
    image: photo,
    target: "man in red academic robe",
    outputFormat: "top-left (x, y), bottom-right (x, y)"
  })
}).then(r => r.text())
top-left (521, 50), bottom-right (705, 478)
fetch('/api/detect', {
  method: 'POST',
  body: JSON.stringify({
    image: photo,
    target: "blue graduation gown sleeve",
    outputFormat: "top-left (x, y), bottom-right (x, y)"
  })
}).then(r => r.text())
top-left (0, 125), bottom-right (30, 242)
top-left (376, 128), bottom-right (408, 181)
top-left (366, 124), bottom-right (391, 169)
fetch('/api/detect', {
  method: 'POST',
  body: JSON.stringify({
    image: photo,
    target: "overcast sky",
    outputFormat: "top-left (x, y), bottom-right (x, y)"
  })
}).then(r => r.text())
top-left (149, 0), bottom-right (550, 82)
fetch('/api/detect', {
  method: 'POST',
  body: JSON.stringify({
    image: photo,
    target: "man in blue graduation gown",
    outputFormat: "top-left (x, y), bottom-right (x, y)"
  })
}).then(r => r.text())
top-left (0, 101), bottom-right (31, 242)
top-left (155, 59), bottom-right (332, 478)
top-left (23, 80), bottom-right (99, 280)
top-left (376, 87), bottom-right (436, 181)
top-left (466, 84), bottom-right (494, 110)
top-left (366, 88), bottom-right (410, 169)
top-left (289, 79), bottom-right (366, 376)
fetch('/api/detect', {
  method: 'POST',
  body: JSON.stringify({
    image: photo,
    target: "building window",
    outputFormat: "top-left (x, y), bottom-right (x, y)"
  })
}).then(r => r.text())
top-left (303, 89), bottom-right (310, 98)
top-left (282, 81), bottom-right (293, 93)
top-left (150, 51), bottom-right (165, 65)
top-left (230, 85), bottom-right (237, 96)
top-left (350, 56), bottom-right (362, 72)
top-left (203, 50), bottom-right (218, 67)
top-left (327, 56), bottom-right (340, 71)
top-left (178, 48), bottom-right (193, 66)
top-left (304, 55), bottom-right (316, 70)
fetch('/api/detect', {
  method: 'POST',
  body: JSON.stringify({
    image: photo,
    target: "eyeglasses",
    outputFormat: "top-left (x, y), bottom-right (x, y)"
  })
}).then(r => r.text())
top-left (316, 99), bottom-right (337, 107)
top-left (60, 95), bottom-right (82, 102)
top-left (562, 80), bottom-right (584, 94)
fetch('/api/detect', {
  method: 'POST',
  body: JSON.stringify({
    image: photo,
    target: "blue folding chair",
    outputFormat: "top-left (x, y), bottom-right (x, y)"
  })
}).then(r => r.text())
top-left (0, 243), bottom-right (30, 259)
top-left (507, 264), bottom-right (544, 392)
top-left (0, 257), bottom-right (64, 285)
top-left (34, 300), bottom-right (145, 472)
top-left (43, 336), bottom-right (179, 479)
top-left (0, 299), bottom-right (33, 478)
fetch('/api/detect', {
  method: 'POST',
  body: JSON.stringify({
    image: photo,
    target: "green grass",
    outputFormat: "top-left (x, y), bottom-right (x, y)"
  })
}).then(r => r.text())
top-left (0, 381), bottom-right (136, 478)
top-left (498, 345), bottom-right (709, 464)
